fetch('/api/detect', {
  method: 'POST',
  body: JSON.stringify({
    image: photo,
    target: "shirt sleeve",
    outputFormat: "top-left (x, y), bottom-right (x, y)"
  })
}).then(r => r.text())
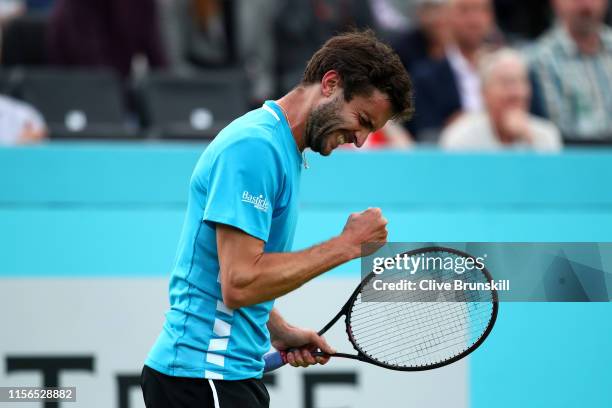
top-left (203, 136), bottom-right (282, 242)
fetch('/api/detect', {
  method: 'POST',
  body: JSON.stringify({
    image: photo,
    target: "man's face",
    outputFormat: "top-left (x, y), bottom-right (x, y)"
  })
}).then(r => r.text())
top-left (418, 3), bottom-right (452, 41)
top-left (554, 0), bottom-right (608, 34)
top-left (450, 0), bottom-right (494, 50)
top-left (483, 58), bottom-right (531, 119)
top-left (305, 89), bottom-right (393, 156)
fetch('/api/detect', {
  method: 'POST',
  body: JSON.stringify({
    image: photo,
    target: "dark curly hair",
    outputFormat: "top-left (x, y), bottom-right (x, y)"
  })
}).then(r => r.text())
top-left (302, 30), bottom-right (414, 121)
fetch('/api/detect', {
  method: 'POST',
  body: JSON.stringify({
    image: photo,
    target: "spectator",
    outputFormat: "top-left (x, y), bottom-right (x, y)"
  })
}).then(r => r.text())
top-left (240, 0), bottom-right (395, 104)
top-left (0, 94), bottom-right (47, 145)
top-left (529, 0), bottom-right (612, 140)
top-left (47, 0), bottom-right (167, 78)
top-left (440, 48), bottom-right (561, 151)
top-left (237, 0), bottom-right (277, 105)
top-left (158, 0), bottom-right (235, 71)
top-left (273, 0), bottom-right (377, 96)
top-left (408, 0), bottom-right (497, 141)
top-left (392, 0), bottom-right (453, 73)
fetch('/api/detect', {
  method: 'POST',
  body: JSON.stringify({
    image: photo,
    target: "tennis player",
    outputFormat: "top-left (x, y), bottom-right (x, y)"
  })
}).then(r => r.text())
top-left (141, 30), bottom-right (413, 408)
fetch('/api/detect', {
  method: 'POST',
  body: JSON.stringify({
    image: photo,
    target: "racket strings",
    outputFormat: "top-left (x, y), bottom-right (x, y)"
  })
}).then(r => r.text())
top-left (351, 298), bottom-right (493, 367)
top-left (348, 251), bottom-right (495, 369)
top-left (352, 302), bottom-right (490, 347)
top-left (352, 302), bottom-right (465, 340)
top-left (374, 311), bottom-right (493, 363)
top-left (354, 302), bottom-right (492, 360)
top-left (350, 290), bottom-right (490, 330)
top-left (350, 285), bottom-right (491, 336)
top-left (390, 334), bottom-right (485, 365)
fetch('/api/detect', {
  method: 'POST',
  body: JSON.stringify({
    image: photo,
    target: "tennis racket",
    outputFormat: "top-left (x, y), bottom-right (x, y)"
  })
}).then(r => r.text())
top-left (264, 246), bottom-right (498, 372)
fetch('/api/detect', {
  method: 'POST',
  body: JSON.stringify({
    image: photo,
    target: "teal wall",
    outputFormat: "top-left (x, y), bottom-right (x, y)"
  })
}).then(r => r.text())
top-left (3, 143), bottom-right (612, 276)
top-left (1, 143), bottom-right (612, 406)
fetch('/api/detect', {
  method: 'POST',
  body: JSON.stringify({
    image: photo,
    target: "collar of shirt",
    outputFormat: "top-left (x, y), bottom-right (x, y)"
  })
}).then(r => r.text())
top-left (445, 46), bottom-right (483, 112)
top-left (446, 45), bottom-right (474, 74)
top-left (263, 100), bottom-right (305, 169)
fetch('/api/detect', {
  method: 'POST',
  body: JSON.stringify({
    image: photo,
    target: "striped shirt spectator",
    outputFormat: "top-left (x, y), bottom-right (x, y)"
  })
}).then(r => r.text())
top-left (529, 24), bottom-right (612, 140)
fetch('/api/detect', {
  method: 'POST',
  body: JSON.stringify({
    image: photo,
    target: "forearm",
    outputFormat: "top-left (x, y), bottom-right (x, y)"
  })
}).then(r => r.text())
top-left (222, 236), bottom-right (356, 308)
top-left (267, 308), bottom-right (291, 340)
top-left (266, 308), bottom-right (336, 361)
top-left (218, 208), bottom-right (387, 309)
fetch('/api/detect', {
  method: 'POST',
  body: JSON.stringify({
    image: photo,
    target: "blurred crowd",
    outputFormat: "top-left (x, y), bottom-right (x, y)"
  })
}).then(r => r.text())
top-left (0, 0), bottom-right (611, 150)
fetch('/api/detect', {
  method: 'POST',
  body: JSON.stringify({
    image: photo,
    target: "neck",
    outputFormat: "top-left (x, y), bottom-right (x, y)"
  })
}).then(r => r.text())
top-left (276, 86), bottom-right (317, 152)
top-left (566, 24), bottom-right (601, 55)
top-left (457, 43), bottom-right (479, 66)
top-left (429, 41), bottom-right (446, 59)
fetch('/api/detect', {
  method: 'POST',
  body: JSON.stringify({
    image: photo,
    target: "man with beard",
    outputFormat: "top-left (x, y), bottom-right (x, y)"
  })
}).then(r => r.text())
top-left (141, 30), bottom-right (413, 408)
top-left (529, 0), bottom-right (612, 140)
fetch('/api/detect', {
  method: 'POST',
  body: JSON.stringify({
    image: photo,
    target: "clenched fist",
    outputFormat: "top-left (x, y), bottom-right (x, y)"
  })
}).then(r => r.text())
top-left (340, 207), bottom-right (388, 258)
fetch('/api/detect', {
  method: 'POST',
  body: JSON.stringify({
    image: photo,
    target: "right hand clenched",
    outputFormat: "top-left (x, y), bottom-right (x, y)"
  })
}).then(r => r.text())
top-left (340, 207), bottom-right (388, 257)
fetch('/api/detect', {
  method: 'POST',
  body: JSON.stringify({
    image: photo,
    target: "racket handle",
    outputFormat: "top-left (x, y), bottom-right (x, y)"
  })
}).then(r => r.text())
top-left (263, 350), bottom-right (330, 373)
top-left (263, 351), bottom-right (287, 373)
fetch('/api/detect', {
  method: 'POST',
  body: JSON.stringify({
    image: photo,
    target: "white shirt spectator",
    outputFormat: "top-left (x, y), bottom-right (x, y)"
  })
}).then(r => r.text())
top-left (446, 46), bottom-right (483, 112)
top-left (0, 95), bottom-right (47, 145)
top-left (440, 111), bottom-right (561, 151)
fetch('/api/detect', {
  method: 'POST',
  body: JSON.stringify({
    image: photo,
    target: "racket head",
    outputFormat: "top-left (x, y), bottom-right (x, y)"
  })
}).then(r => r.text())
top-left (344, 246), bottom-right (499, 371)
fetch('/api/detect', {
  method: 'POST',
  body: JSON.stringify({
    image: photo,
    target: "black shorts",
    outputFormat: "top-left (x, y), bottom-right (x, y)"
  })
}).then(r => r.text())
top-left (140, 365), bottom-right (270, 408)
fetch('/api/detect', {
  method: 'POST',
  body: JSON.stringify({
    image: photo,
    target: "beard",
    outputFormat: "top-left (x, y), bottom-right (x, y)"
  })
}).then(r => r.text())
top-left (304, 96), bottom-right (345, 156)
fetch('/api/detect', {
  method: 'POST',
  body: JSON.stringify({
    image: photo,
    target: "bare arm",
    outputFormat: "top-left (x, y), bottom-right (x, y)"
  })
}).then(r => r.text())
top-left (267, 307), bottom-right (335, 367)
top-left (217, 207), bottom-right (387, 309)
top-left (267, 308), bottom-right (291, 341)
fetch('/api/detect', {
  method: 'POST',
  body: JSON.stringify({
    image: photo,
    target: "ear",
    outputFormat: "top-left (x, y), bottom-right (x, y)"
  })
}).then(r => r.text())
top-left (320, 70), bottom-right (341, 98)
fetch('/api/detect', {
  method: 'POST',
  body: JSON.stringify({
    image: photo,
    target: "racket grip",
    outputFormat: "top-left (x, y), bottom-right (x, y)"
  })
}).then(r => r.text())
top-left (263, 351), bottom-right (287, 373)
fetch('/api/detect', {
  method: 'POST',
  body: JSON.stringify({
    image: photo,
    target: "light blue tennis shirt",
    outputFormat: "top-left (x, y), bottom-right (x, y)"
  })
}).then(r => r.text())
top-left (145, 101), bottom-right (302, 380)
